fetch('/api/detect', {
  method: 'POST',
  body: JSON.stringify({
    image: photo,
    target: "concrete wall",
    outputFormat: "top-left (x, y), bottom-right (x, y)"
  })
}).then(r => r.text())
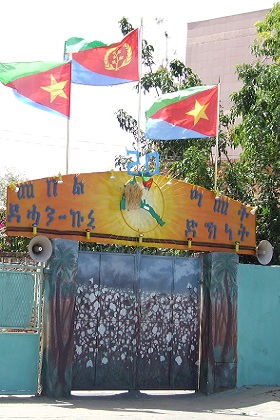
top-left (237, 264), bottom-right (280, 387)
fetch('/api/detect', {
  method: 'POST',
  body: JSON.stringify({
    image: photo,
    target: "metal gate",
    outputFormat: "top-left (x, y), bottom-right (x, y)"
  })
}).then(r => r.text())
top-left (72, 250), bottom-right (201, 391)
top-left (0, 255), bottom-right (43, 395)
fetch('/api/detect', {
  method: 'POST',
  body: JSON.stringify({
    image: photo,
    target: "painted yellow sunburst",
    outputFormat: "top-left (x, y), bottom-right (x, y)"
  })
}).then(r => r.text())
top-left (86, 173), bottom-right (181, 242)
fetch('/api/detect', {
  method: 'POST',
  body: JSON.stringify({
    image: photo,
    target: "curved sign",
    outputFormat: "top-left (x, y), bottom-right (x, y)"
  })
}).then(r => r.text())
top-left (6, 171), bottom-right (256, 255)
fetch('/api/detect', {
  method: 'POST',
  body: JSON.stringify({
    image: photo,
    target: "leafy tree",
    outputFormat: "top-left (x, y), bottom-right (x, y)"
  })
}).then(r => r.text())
top-left (251, 2), bottom-right (280, 61)
top-left (115, 9), bottom-right (280, 264)
top-left (115, 17), bottom-right (243, 192)
top-left (0, 167), bottom-right (26, 206)
top-left (0, 168), bottom-right (29, 253)
top-left (115, 17), bottom-right (204, 174)
top-left (229, 2), bottom-right (280, 264)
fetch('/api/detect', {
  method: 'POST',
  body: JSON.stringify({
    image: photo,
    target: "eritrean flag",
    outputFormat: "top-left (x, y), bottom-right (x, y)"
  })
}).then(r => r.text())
top-left (0, 61), bottom-right (71, 118)
top-left (66, 29), bottom-right (139, 86)
top-left (145, 85), bottom-right (218, 140)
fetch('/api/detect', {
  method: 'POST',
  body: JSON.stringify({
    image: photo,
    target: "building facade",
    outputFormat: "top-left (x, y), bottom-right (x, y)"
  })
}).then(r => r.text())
top-left (186, 9), bottom-right (270, 113)
top-left (186, 9), bottom-right (270, 160)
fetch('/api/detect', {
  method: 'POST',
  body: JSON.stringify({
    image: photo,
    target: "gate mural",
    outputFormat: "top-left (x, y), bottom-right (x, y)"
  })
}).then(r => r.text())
top-left (72, 250), bottom-right (201, 391)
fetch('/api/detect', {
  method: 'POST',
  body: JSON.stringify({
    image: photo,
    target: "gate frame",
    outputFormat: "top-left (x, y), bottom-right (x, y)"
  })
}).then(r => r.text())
top-left (0, 253), bottom-right (44, 395)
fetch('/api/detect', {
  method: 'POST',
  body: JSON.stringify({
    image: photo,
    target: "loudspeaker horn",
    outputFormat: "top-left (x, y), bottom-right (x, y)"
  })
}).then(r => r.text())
top-left (28, 235), bottom-right (53, 262)
top-left (256, 240), bottom-right (273, 265)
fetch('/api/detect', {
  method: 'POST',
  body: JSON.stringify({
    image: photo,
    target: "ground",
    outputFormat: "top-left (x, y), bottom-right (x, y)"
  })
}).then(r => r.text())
top-left (1, 386), bottom-right (280, 419)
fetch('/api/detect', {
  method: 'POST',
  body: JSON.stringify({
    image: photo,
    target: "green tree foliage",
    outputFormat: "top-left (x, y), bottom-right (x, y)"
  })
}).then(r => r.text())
top-left (115, 8), bottom-right (280, 264)
top-left (0, 168), bottom-right (29, 252)
top-left (229, 3), bottom-right (280, 264)
top-left (115, 17), bottom-right (239, 189)
top-left (115, 17), bottom-right (205, 174)
top-left (0, 168), bottom-right (26, 206)
top-left (251, 3), bottom-right (280, 61)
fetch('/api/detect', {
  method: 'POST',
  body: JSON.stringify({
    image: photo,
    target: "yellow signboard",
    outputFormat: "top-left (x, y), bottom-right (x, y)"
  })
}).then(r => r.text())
top-left (6, 171), bottom-right (256, 255)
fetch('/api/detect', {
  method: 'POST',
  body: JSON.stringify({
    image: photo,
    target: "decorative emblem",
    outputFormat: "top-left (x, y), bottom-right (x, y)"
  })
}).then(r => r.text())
top-left (120, 176), bottom-right (165, 233)
top-left (104, 43), bottom-right (132, 71)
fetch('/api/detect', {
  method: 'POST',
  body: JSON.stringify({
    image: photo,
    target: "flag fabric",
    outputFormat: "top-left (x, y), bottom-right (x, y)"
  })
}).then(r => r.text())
top-left (145, 85), bottom-right (218, 140)
top-left (67, 29), bottom-right (139, 86)
top-left (0, 61), bottom-right (71, 118)
top-left (64, 37), bottom-right (107, 55)
top-left (141, 174), bottom-right (153, 190)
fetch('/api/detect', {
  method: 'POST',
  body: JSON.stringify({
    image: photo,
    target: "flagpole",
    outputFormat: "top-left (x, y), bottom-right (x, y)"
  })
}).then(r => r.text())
top-left (214, 81), bottom-right (220, 192)
top-left (66, 118), bottom-right (70, 174)
top-left (66, 55), bottom-right (72, 175)
top-left (137, 17), bottom-right (143, 159)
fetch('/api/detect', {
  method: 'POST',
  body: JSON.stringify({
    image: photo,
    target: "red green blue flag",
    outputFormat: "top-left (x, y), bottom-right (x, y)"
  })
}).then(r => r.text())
top-left (141, 174), bottom-right (153, 190)
top-left (65, 29), bottom-right (139, 86)
top-left (145, 85), bottom-right (218, 140)
top-left (0, 61), bottom-right (71, 118)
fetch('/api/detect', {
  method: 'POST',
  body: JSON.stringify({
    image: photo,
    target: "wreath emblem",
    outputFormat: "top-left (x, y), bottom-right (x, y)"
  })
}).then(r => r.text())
top-left (104, 43), bottom-right (132, 71)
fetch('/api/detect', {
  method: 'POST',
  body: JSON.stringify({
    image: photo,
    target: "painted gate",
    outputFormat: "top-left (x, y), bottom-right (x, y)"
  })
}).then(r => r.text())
top-left (72, 250), bottom-right (202, 391)
top-left (0, 256), bottom-right (43, 395)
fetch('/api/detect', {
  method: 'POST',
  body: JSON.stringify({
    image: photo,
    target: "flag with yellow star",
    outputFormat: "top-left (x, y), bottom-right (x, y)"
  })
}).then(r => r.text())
top-left (145, 85), bottom-right (218, 140)
top-left (0, 61), bottom-right (71, 118)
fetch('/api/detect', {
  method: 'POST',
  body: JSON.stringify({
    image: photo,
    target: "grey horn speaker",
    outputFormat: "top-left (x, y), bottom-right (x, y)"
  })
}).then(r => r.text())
top-left (256, 240), bottom-right (273, 265)
top-left (28, 235), bottom-right (53, 262)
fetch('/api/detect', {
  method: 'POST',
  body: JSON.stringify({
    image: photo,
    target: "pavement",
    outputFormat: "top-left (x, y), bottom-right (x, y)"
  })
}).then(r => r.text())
top-left (1, 386), bottom-right (280, 419)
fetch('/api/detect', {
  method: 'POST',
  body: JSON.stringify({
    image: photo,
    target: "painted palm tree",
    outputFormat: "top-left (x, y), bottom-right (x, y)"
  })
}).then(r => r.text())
top-left (200, 254), bottom-right (216, 391)
top-left (212, 253), bottom-right (238, 361)
top-left (44, 241), bottom-right (77, 396)
top-left (199, 252), bottom-right (238, 393)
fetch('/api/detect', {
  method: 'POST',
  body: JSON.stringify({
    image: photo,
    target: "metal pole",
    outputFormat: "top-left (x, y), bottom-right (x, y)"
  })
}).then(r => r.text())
top-left (214, 82), bottom-right (220, 192)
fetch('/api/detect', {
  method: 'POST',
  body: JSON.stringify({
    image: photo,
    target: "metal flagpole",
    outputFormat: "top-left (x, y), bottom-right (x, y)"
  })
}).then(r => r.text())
top-left (214, 81), bottom-right (221, 192)
top-left (137, 18), bottom-right (143, 158)
top-left (66, 117), bottom-right (70, 174)
top-left (65, 53), bottom-right (72, 175)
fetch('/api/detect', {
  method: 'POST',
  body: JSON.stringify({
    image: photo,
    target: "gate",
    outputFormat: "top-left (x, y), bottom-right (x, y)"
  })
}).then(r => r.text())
top-left (72, 250), bottom-right (201, 391)
top-left (0, 254), bottom-right (43, 395)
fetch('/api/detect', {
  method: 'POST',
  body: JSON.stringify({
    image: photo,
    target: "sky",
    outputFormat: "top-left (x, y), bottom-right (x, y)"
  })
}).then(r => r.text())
top-left (0, 0), bottom-right (276, 181)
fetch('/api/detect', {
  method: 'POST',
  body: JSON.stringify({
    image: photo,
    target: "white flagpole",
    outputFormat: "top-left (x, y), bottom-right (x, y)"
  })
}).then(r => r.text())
top-left (214, 81), bottom-right (220, 192)
top-left (66, 55), bottom-right (72, 175)
top-left (66, 118), bottom-right (70, 174)
top-left (137, 18), bottom-right (143, 158)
